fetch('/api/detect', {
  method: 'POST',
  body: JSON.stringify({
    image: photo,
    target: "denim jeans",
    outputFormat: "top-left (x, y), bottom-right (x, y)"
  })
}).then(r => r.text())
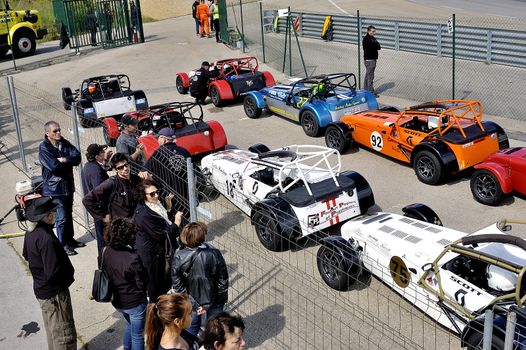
top-left (117, 301), bottom-right (147, 350)
top-left (52, 194), bottom-right (75, 246)
top-left (187, 303), bottom-right (224, 337)
top-left (194, 18), bottom-right (200, 34)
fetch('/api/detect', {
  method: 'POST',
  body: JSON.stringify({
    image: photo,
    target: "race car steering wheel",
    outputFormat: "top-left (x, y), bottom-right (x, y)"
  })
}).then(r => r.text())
top-left (258, 150), bottom-right (297, 160)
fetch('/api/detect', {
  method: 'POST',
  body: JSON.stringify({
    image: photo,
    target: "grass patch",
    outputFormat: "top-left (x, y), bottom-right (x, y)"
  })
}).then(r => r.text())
top-left (141, 15), bottom-right (156, 23)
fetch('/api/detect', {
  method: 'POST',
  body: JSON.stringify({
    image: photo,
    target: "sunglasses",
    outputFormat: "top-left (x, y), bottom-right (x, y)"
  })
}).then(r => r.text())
top-left (146, 190), bottom-right (159, 197)
top-left (51, 129), bottom-right (61, 133)
top-left (115, 163), bottom-right (130, 171)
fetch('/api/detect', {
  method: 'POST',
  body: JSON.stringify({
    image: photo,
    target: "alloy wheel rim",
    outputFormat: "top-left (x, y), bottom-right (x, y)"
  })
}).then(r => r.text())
top-left (327, 129), bottom-right (341, 149)
top-left (417, 157), bottom-right (435, 179)
top-left (322, 250), bottom-right (340, 281)
top-left (475, 174), bottom-right (497, 199)
top-left (245, 98), bottom-right (255, 115)
top-left (18, 38), bottom-right (31, 52)
top-left (303, 115), bottom-right (314, 132)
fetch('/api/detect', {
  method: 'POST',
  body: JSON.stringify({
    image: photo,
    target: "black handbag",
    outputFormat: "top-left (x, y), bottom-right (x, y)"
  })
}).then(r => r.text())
top-left (92, 247), bottom-right (112, 302)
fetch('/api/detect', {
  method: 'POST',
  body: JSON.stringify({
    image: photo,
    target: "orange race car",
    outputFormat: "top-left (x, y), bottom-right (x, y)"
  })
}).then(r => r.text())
top-left (324, 100), bottom-right (509, 184)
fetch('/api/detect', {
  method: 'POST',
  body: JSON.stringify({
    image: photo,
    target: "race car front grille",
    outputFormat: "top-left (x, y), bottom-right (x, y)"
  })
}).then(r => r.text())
top-left (379, 225), bottom-right (395, 233)
top-left (404, 235), bottom-right (422, 244)
top-left (391, 230), bottom-right (408, 239)
top-left (436, 238), bottom-right (452, 246)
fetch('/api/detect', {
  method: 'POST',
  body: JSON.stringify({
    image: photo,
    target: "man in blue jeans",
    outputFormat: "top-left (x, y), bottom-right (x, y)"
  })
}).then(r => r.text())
top-left (39, 121), bottom-right (84, 256)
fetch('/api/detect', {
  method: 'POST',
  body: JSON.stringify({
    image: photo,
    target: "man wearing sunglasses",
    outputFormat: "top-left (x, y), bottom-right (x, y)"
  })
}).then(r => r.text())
top-left (362, 25), bottom-right (381, 96)
top-left (39, 121), bottom-right (84, 256)
top-left (83, 153), bottom-right (151, 242)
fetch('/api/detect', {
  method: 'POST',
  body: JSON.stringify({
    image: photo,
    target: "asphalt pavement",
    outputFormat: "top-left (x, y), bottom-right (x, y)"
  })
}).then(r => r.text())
top-left (0, 12), bottom-right (525, 350)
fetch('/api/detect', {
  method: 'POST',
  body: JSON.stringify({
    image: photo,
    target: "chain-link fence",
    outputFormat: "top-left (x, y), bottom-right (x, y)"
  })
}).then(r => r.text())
top-left (1, 75), bottom-right (526, 349)
top-left (224, 2), bottom-right (526, 122)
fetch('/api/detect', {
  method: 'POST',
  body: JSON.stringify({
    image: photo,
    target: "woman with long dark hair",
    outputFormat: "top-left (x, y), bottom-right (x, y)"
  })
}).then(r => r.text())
top-left (135, 179), bottom-right (183, 302)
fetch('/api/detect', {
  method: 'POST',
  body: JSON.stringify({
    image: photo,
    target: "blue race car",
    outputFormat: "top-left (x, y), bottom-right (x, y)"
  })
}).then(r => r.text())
top-left (243, 73), bottom-right (378, 137)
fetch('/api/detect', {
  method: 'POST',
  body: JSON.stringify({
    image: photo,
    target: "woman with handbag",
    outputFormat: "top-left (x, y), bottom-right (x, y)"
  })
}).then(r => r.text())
top-left (135, 179), bottom-right (183, 304)
top-left (104, 218), bottom-right (148, 350)
top-left (170, 222), bottom-right (229, 338)
top-left (145, 293), bottom-right (199, 350)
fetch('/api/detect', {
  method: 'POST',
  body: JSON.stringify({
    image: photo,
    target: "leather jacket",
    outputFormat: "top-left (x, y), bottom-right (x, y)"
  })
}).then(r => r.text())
top-left (171, 243), bottom-right (228, 308)
top-left (39, 136), bottom-right (81, 196)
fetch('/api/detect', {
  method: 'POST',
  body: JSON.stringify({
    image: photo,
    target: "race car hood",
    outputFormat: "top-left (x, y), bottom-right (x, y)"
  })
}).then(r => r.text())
top-left (341, 212), bottom-right (467, 267)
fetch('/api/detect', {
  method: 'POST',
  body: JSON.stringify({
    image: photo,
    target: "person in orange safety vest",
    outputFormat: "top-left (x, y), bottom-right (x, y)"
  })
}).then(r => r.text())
top-left (196, 0), bottom-right (211, 37)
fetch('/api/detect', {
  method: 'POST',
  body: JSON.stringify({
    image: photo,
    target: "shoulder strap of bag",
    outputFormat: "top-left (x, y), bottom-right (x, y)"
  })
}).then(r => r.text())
top-left (100, 247), bottom-right (107, 270)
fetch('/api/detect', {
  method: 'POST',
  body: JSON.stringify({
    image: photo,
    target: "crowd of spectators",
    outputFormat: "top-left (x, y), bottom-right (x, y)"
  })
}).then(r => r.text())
top-left (24, 120), bottom-right (245, 350)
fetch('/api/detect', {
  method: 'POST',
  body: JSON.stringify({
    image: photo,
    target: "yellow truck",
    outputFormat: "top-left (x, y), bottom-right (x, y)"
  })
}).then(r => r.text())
top-left (0, 1), bottom-right (47, 57)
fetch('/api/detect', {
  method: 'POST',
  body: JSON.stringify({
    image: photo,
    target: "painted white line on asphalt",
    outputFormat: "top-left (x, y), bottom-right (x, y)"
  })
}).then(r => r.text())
top-left (326, 0), bottom-right (350, 15)
top-left (240, 117), bottom-right (249, 120)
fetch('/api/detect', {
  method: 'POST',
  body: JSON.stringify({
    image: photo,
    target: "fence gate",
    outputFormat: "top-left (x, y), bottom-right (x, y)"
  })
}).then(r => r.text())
top-left (63, 0), bottom-right (142, 50)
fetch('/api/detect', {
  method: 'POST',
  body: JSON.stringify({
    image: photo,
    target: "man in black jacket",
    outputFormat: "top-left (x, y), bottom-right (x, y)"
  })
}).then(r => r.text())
top-left (23, 197), bottom-right (77, 350)
top-left (39, 120), bottom-right (84, 256)
top-left (192, 0), bottom-right (200, 36)
top-left (190, 61), bottom-right (219, 104)
top-left (82, 144), bottom-right (112, 260)
top-left (362, 25), bottom-right (381, 95)
top-left (145, 128), bottom-right (191, 224)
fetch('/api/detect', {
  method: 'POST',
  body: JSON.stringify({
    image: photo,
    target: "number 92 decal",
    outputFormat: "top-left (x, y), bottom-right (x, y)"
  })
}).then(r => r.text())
top-left (370, 131), bottom-right (383, 151)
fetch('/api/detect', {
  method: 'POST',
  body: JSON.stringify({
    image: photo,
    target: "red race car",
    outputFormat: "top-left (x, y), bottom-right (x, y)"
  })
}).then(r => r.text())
top-left (175, 56), bottom-right (276, 107)
top-left (470, 147), bottom-right (526, 205)
top-left (102, 102), bottom-right (228, 160)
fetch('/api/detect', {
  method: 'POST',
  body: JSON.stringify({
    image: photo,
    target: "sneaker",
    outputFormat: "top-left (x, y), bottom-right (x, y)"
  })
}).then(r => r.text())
top-left (64, 246), bottom-right (78, 256)
top-left (69, 239), bottom-right (86, 248)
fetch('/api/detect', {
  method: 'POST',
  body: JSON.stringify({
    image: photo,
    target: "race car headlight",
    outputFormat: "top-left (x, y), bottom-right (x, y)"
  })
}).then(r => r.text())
top-left (136, 98), bottom-right (146, 105)
top-left (84, 107), bottom-right (95, 114)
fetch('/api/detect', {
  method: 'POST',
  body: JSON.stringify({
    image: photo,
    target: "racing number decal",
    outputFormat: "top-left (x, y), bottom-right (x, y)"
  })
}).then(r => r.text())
top-left (454, 289), bottom-right (467, 307)
top-left (389, 256), bottom-right (411, 288)
top-left (370, 131), bottom-right (383, 151)
top-left (225, 180), bottom-right (236, 199)
top-left (296, 97), bottom-right (309, 108)
top-left (252, 182), bottom-right (258, 195)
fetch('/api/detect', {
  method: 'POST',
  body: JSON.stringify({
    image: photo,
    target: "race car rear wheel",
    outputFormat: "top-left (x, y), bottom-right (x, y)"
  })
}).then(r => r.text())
top-left (301, 111), bottom-right (321, 137)
top-left (316, 245), bottom-right (353, 291)
top-left (325, 125), bottom-right (351, 153)
top-left (253, 208), bottom-right (288, 251)
top-left (62, 87), bottom-right (73, 111)
top-left (103, 123), bottom-right (116, 147)
top-left (176, 76), bottom-right (188, 94)
top-left (413, 150), bottom-right (443, 185)
top-left (210, 86), bottom-right (223, 107)
top-left (470, 169), bottom-right (504, 206)
top-left (465, 331), bottom-right (504, 350)
top-left (243, 95), bottom-right (262, 118)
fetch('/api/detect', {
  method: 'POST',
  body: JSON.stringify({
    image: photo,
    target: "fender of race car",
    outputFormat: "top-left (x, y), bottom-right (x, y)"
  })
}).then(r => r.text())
top-left (209, 80), bottom-right (234, 101)
top-left (261, 71), bottom-right (276, 87)
top-left (176, 72), bottom-right (190, 88)
top-left (473, 161), bottom-right (514, 194)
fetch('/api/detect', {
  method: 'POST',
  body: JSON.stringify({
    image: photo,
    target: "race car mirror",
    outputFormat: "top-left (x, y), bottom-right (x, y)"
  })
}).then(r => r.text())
top-left (389, 256), bottom-right (411, 288)
top-left (421, 263), bottom-right (433, 272)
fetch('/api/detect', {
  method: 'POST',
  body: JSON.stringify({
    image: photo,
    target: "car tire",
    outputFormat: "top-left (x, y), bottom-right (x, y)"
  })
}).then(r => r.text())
top-left (210, 85), bottom-right (223, 107)
top-left (413, 150), bottom-right (443, 185)
top-left (103, 123), bottom-right (116, 147)
top-left (12, 29), bottom-right (36, 58)
top-left (196, 169), bottom-right (220, 202)
top-left (301, 110), bottom-right (321, 137)
top-left (62, 87), bottom-right (73, 111)
top-left (465, 331), bottom-right (504, 350)
top-left (243, 95), bottom-right (262, 118)
top-left (253, 208), bottom-right (288, 251)
top-left (325, 125), bottom-right (351, 153)
top-left (176, 76), bottom-right (188, 94)
top-left (470, 169), bottom-right (504, 206)
top-left (316, 245), bottom-right (355, 291)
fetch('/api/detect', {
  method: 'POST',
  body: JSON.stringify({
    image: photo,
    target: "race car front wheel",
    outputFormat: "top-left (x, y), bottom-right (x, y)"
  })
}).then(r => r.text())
top-left (470, 169), bottom-right (504, 206)
top-left (253, 208), bottom-right (288, 251)
top-left (210, 86), bottom-right (223, 107)
top-left (243, 95), bottom-right (262, 118)
top-left (103, 124), bottom-right (117, 147)
top-left (62, 87), bottom-right (73, 111)
top-left (413, 151), bottom-right (443, 185)
top-left (316, 245), bottom-right (354, 291)
top-left (301, 111), bottom-right (321, 137)
top-left (176, 76), bottom-right (188, 94)
top-left (465, 331), bottom-right (504, 350)
top-left (325, 125), bottom-right (351, 153)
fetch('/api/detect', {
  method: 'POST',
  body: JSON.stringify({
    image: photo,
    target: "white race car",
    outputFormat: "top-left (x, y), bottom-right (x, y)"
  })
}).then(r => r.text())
top-left (316, 206), bottom-right (526, 349)
top-left (200, 144), bottom-right (375, 251)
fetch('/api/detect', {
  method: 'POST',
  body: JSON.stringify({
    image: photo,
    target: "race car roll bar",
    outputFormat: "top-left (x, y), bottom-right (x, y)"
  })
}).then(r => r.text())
top-left (461, 234), bottom-right (526, 252)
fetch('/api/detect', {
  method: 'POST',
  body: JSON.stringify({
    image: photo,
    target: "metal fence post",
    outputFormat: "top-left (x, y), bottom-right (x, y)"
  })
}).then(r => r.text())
top-left (239, 0), bottom-right (245, 52)
top-left (357, 10), bottom-right (362, 89)
top-left (452, 13), bottom-right (456, 99)
top-left (486, 30), bottom-right (493, 64)
top-left (504, 311), bottom-right (517, 350)
top-left (259, 2), bottom-right (266, 63)
top-left (6, 76), bottom-right (27, 172)
top-left (483, 309), bottom-right (494, 350)
top-left (394, 22), bottom-right (400, 51)
top-left (186, 158), bottom-right (198, 222)
top-left (437, 25), bottom-right (442, 57)
top-left (71, 102), bottom-right (92, 233)
top-left (136, 0), bottom-right (145, 43)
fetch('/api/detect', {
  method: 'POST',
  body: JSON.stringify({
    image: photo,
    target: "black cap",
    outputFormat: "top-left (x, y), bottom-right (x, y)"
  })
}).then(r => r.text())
top-left (202, 61), bottom-right (210, 67)
top-left (25, 197), bottom-right (59, 223)
top-left (121, 115), bottom-right (139, 126)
